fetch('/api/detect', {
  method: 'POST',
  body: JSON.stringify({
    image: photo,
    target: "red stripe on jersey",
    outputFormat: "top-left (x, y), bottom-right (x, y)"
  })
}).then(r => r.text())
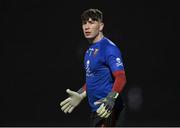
top-left (82, 83), bottom-right (87, 91)
top-left (112, 70), bottom-right (126, 93)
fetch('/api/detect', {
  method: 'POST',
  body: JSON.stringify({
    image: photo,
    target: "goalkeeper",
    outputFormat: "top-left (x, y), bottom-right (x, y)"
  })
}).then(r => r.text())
top-left (60, 8), bottom-right (126, 127)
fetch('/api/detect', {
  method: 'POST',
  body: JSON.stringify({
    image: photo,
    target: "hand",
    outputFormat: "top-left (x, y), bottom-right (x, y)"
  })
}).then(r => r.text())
top-left (94, 91), bottom-right (119, 118)
top-left (60, 89), bottom-right (86, 114)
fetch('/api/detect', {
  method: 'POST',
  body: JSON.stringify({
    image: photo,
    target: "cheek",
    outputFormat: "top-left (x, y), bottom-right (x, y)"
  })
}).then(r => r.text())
top-left (93, 27), bottom-right (100, 34)
top-left (82, 25), bottom-right (86, 30)
top-left (92, 25), bottom-right (100, 31)
top-left (82, 28), bottom-right (86, 33)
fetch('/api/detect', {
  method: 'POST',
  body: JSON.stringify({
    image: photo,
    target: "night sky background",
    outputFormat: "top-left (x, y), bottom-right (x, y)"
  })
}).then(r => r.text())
top-left (0, 0), bottom-right (179, 126)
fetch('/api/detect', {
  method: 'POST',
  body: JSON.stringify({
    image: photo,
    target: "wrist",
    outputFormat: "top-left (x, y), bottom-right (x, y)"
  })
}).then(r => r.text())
top-left (80, 91), bottom-right (86, 99)
top-left (107, 91), bottom-right (119, 100)
top-left (77, 87), bottom-right (85, 94)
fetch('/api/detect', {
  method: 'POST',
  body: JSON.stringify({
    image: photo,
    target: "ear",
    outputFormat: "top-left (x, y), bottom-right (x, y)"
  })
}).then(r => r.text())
top-left (99, 22), bottom-right (104, 31)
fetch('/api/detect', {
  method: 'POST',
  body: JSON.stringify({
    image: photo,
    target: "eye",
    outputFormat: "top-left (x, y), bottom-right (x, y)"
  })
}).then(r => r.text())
top-left (82, 21), bottom-right (86, 25)
top-left (88, 21), bottom-right (95, 24)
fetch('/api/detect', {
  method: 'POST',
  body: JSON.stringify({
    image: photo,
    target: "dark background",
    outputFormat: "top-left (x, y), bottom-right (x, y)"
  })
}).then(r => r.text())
top-left (0, 0), bottom-right (179, 126)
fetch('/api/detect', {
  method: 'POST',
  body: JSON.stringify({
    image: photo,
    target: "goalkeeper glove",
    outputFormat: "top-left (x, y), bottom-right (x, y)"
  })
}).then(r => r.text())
top-left (60, 89), bottom-right (86, 114)
top-left (94, 91), bottom-right (119, 118)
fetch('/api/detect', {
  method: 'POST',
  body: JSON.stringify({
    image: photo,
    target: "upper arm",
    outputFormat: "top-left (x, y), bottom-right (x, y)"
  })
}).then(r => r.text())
top-left (105, 46), bottom-right (125, 72)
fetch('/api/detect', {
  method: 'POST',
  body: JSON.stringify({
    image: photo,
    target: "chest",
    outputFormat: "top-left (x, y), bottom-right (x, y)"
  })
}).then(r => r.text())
top-left (84, 47), bottom-right (104, 72)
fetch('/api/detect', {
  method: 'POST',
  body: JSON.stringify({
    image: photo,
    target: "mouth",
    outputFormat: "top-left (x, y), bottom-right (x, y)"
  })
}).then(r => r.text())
top-left (85, 32), bottom-right (91, 35)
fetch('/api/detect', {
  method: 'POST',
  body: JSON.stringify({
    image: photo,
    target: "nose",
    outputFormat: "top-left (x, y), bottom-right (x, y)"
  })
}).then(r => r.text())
top-left (84, 23), bottom-right (90, 30)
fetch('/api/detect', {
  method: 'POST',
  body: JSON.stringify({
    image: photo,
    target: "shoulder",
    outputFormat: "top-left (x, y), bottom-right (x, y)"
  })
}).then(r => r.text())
top-left (104, 37), bottom-right (117, 47)
top-left (102, 37), bottom-right (121, 54)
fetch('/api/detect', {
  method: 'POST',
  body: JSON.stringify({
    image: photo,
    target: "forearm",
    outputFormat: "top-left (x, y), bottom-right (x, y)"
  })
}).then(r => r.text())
top-left (77, 83), bottom-right (87, 98)
top-left (112, 70), bottom-right (126, 94)
top-left (80, 91), bottom-right (86, 99)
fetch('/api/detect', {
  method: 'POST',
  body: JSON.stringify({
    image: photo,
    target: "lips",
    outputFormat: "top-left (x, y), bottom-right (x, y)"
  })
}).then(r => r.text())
top-left (85, 32), bottom-right (91, 34)
top-left (85, 32), bottom-right (91, 36)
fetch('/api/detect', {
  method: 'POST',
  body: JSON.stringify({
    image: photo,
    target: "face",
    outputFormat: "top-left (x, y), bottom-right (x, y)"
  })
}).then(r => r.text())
top-left (82, 18), bottom-right (104, 40)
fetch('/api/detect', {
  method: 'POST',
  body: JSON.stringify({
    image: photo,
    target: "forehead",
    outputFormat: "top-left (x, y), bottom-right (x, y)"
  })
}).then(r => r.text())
top-left (82, 18), bottom-right (100, 23)
top-left (85, 18), bottom-right (94, 22)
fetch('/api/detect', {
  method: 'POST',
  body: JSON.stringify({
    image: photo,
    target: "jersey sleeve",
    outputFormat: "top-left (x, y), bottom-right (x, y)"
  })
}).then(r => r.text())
top-left (105, 45), bottom-right (124, 72)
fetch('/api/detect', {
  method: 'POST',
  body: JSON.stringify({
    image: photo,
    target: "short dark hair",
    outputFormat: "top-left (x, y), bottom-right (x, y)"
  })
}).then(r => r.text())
top-left (81, 9), bottom-right (103, 23)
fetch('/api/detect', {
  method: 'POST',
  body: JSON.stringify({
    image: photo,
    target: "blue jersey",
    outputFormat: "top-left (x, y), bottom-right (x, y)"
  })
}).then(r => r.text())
top-left (84, 37), bottom-right (125, 111)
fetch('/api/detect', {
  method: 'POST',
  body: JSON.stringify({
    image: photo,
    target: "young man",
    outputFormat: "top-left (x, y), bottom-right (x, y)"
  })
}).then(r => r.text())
top-left (60, 8), bottom-right (126, 127)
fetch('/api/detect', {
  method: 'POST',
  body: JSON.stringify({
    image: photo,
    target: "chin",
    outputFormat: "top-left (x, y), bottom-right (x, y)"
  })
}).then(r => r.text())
top-left (85, 35), bottom-right (95, 39)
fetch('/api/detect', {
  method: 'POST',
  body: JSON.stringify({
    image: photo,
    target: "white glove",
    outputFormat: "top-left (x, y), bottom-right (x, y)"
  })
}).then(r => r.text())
top-left (60, 89), bottom-right (86, 114)
top-left (94, 91), bottom-right (119, 118)
top-left (95, 103), bottom-right (112, 118)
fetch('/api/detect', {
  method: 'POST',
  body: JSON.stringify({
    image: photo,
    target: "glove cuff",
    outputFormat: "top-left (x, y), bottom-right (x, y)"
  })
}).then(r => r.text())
top-left (77, 87), bottom-right (85, 94)
top-left (107, 91), bottom-right (119, 100)
top-left (80, 91), bottom-right (86, 99)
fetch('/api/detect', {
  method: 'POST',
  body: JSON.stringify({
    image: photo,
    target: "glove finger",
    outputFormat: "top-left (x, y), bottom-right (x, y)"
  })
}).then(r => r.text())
top-left (66, 89), bottom-right (78, 96)
top-left (61, 102), bottom-right (71, 111)
top-left (98, 104), bottom-right (108, 116)
top-left (98, 105), bottom-right (106, 116)
top-left (100, 109), bottom-right (108, 118)
top-left (96, 103), bottom-right (104, 113)
top-left (68, 106), bottom-right (75, 113)
top-left (60, 97), bottom-right (71, 106)
top-left (105, 111), bottom-right (112, 118)
top-left (105, 105), bottom-right (112, 111)
top-left (94, 99), bottom-right (104, 105)
top-left (64, 105), bottom-right (72, 113)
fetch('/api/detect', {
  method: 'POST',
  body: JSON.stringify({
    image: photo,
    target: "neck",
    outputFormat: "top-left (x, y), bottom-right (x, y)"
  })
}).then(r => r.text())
top-left (88, 32), bottom-right (104, 44)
